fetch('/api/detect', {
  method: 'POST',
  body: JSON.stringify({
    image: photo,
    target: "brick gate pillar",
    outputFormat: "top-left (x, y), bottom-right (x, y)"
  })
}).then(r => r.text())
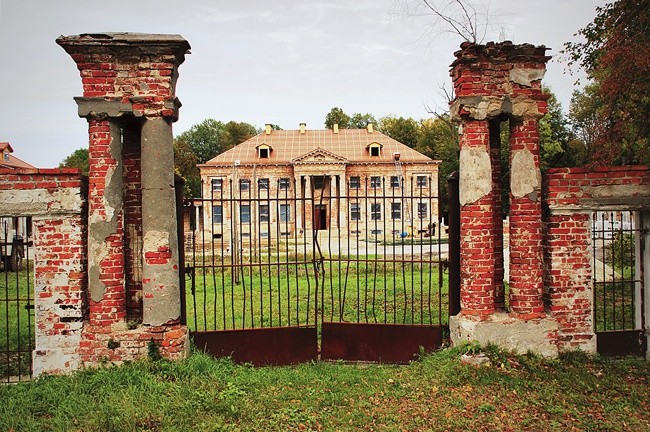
top-left (448, 41), bottom-right (560, 357)
top-left (58, 33), bottom-right (191, 365)
top-left (509, 118), bottom-right (545, 318)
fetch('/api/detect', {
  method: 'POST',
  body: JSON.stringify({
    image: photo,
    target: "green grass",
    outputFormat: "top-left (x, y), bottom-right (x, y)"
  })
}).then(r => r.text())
top-left (1, 346), bottom-right (649, 431)
top-left (186, 257), bottom-right (448, 332)
top-left (0, 263), bottom-right (34, 378)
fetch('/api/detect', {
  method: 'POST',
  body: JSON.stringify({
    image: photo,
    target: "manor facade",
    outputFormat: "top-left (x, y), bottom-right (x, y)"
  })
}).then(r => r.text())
top-left (197, 124), bottom-right (440, 244)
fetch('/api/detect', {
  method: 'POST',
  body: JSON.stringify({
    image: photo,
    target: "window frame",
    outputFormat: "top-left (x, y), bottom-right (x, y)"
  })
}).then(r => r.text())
top-left (279, 178), bottom-right (291, 190)
top-left (371, 203), bottom-right (381, 220)
top-left (391, 202), bottom-right (401, 220)
top-left (349, 176), bottom-right (361, 189)
top-left (212, 205), bottom-right (223, 224)
top-left (370, 176), bottom-right (382, 189)
top-left (240, 204), bottom-right (251, 223)
top-left (416, 175), bottom-right (428, 188)
top-left (279, 203), bottom-right (291, 222)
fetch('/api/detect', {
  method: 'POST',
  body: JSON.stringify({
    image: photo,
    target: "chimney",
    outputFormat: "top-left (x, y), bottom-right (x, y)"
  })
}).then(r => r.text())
top-left (333, 123), bottom-right (339, 134)
top-left (367, 123), bottom-right (374, 133)
top-left (265, 124), bottom-right (272, 135)
top-left (299, 122), bottom-right (306, 134)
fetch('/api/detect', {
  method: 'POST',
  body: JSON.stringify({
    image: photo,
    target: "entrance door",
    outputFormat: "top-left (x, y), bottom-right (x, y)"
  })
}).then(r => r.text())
top-left (313, 205), bottom-right (327, 230)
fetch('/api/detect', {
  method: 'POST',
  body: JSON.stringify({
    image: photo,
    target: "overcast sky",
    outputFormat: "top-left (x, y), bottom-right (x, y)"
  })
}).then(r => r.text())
top-left (0, 0), bottom-right (605, 168)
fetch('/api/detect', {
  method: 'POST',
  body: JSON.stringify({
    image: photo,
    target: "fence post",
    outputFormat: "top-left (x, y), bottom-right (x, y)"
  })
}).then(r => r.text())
top-left (447, 171), bottom-right (461, 316)
top-left (175, 174), bottom-right (187, 326)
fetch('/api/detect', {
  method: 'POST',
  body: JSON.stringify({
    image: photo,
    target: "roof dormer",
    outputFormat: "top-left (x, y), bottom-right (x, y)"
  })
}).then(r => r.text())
top-left (366, 141), bottom-right (383, 157)
top-left (256, 143), bottom-right (272, 159)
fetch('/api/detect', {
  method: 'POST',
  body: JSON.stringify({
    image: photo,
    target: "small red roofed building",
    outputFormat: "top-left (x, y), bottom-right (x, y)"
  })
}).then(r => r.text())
top-left (0, 142), bottom-right (35, 169)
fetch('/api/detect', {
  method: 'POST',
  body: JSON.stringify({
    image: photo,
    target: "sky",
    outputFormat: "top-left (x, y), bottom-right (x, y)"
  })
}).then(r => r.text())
top-left (0, 0), bottom-right (606, 168)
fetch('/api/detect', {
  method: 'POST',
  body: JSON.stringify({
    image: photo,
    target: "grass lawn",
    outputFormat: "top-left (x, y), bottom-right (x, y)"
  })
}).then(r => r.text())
top-left (1, 346), bottom-right (649, 431)
top-left (187, 259), bottom-right (448, 332)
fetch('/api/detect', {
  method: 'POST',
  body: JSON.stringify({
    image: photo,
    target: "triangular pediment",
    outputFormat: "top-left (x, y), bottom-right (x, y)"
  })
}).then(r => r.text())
top-left (291, 147), bottom-right (348, 164)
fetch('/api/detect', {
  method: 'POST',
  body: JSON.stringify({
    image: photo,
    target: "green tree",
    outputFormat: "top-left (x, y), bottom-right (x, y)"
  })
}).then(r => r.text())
top-left (349, 113), bottom-right (377, 128)
top-left (175, 119), bottom-right (226, 163)
top-left (324, 107), bottom-right (351, 129)
top-left (173, 139), bottom-right (200, 198)
top-left (379, 116), bottom-right (419, 148)
top-left (222, 121), bottom-right (257, 151)
top-left (59, 148), bottom-right (89, 175)
top-left (563, 0), bottom-right (650, 165)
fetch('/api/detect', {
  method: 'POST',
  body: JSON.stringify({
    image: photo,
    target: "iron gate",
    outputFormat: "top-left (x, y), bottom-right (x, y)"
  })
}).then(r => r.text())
top-left (182, 177), bottom-right (450, 365)
top-left (591, 210), bottom-right (647, 356)
top-left (1, 216), bottom-right (34, 382)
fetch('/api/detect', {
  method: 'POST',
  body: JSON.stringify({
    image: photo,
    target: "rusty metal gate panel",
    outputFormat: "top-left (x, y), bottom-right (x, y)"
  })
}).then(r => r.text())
top-left (318, 176), bottom-right (448, 363)
top-left (183, 175), bottom-right (448, 365)
top-left (1, 217), bottom-right (34, 382)
top-left (591, 211), bottom-right (647, 356)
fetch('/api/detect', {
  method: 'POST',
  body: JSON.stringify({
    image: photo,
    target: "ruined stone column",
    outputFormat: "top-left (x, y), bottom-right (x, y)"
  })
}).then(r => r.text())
top-left (141, 116), bottom-right (181, 325)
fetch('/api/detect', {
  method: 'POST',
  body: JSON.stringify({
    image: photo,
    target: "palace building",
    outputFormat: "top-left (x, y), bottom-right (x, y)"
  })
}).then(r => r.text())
top-left (196, 123), bottom-right (440, 245)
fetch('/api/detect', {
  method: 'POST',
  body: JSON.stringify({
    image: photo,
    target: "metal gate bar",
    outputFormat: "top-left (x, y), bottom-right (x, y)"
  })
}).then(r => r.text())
top-left (591, 210), bottom-right (646, 356)
top-left (1, 218), bottom-right (33, 382)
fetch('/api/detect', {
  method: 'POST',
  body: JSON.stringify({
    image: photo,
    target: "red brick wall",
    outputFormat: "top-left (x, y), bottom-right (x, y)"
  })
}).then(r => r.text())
top-left (544, 166), bottom-right (650, 350)
top-left (0, 168), bottom-right (86, 374)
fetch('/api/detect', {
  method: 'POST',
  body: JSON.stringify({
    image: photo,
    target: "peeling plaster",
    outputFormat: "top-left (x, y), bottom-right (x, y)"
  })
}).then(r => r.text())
top-left (510, 68), bottom-right (546, 87)
top-left (510, 149), bottom-right (540, 198)
top-left (459, 148), bottom-right (492, 205)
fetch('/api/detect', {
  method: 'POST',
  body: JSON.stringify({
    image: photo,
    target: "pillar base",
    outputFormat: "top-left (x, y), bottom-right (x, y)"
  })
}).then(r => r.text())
top-left (450, 312), bottom-right (560, 358)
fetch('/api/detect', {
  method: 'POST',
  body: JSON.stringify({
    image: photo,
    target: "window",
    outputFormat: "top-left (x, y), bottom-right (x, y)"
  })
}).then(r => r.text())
top-left (240, 204), bottom-right (251, 223)
top-left (371, 229), bottom-right (383, 235)
top-left (417, 203), bottom-right (427, 219)
top-left (279, 178), bottom-right (290, 190)
top-left (350, 203), bottom-right (361, 221)
top-left (370, 176), bottom-right (381, 189)
top-left (371, 203), bottom-right (381, 220)
top-left (259, 148), bottom-right (269, 158)
top-left (370, 147), bottom-right (380, 157)
top-left (212, 205), bottom-right (222, 223)
top-left (280, 204), bottom-right (291, 222)
top-left (259, 204), bottom-right (269, 222)
top-left (391, 203), bottom-right (401, 220)
top-left (211, 178), bottom-right (222, 192)
top-left (349, 176), bottom-right (361, 189)
top-left (390, 176), bottom-right (400, 188)
top-left (313, 176), bottom-right (325, 190)
top-left (416, 175), bottom-right (428, 188)
top-left (240, 179), bottom-right (250, 191)
top-left (258, 178), bottom-right (269, 191)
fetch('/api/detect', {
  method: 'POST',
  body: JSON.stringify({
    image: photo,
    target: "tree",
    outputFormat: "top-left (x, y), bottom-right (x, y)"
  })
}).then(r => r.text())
top-left (59, 148), bottom-right (89, 175)
top-left (379, 116), bottom-right (419, 148)
top-left (349, 113), bottom-right (377, 128)
top-left (324, 107), bottom-right (351, 129)
top-left (175, 119), bottom-right (226, 163)
top-left (393, 0), bottom-right (493, 43)
top-left (538, 87), bottom-right (587, 171)
top-left (173, 139), bottom-right (200, 198)
top-left (563, 0), bottom-right (650, 165)
top-left (221, 121), bottom-right (257, 151)
top-left (174, 118), bottom-right (257, 198)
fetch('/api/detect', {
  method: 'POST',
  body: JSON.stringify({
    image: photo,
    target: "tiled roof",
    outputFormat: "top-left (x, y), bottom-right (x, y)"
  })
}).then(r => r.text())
top-left (201, 129), bottom-right (435, 166)
top-left (0, 142), bottom-right (36, 169)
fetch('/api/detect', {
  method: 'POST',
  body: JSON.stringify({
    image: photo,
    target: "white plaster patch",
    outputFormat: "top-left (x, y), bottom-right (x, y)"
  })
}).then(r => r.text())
top-left (143, 230), bottom-right (170, 251)
top-left (0, 188), bottom-right (81, 215)
top-left (510, 149), bottom-right (540, 198)
top-left (510, 68), bottom-right (546, 87)
top-left (459, 147), bottom-right (492, 206)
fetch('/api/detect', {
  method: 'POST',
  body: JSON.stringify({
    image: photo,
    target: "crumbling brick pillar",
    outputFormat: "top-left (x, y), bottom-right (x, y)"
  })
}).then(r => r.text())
top-left (456, 119), bottom-right (499, 316)
top-left (57, 33), bottom-right (191, 365)
top-left (448, 41), bottom-right (559, 357)
top-left (509, 119), bottom-right (544, 318)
